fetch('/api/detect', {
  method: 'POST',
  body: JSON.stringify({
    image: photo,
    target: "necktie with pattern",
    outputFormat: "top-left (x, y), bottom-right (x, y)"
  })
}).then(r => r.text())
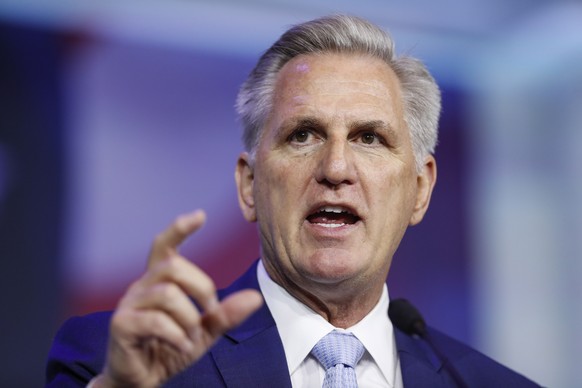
top-left (311, 331), bottom-right (365, 388)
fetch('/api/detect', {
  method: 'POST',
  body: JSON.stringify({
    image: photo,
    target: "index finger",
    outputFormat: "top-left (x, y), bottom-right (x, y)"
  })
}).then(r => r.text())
top-left (148, 210), bottom-right (207, 268)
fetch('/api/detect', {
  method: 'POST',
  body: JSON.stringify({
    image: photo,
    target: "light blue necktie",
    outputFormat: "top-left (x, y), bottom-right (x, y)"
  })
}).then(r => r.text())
top-left (311, 331), bottom-right (365, 388)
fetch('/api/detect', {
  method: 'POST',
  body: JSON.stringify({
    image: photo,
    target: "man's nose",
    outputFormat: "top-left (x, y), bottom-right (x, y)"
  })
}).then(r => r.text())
top-left (315, 139), bottom-right (357, 187)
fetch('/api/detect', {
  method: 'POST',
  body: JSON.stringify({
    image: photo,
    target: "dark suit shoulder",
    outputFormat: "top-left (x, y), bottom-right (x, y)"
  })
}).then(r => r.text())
top-left (428, 326), bottom-right (541, 387)
top-left (46, 311), bottom-right (112, 387)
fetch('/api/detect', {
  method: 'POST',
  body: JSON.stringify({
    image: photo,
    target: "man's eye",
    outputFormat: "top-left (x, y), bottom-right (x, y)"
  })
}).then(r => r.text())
top-left (290, 130), bottom-right (310, 143)
top-left (361, 132), bottom-right (378, 144)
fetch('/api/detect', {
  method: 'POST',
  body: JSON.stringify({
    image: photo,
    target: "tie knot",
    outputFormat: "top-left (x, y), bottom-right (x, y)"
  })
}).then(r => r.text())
top-left (311, 331), bottom-right (365, 369)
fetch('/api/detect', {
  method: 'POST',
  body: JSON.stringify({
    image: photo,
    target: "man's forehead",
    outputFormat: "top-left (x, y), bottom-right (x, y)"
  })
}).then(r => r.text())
top-left (274, 53), bottom-right (401, 100)
top-left (268, 53), bottom-right (404, 125)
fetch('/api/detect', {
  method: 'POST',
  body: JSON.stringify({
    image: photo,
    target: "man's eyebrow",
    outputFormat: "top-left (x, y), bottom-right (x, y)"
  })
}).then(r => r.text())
top-left (279, 116), bottom-right (324, 132)
top-left (350, 120), bottom-right (397, 137)
top-left (292, 117), bottom-right (324, 129)
top-left (278, 117), bottom-right (399, 139)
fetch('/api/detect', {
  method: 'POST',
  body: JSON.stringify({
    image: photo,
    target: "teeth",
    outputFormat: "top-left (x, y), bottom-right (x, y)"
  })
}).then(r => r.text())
top-left (319, 223), bottom-right (345, 228)
top-left (319, 206), bottom-right (348, 214)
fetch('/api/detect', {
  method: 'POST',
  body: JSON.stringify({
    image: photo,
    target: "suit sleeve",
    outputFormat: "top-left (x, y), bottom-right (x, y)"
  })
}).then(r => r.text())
top-left (45, 312), bottom-right (112, 387)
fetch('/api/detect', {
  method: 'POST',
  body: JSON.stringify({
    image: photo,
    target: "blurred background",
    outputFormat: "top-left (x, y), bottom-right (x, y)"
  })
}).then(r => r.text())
top-left (1, 0), bottom-right (581, 386)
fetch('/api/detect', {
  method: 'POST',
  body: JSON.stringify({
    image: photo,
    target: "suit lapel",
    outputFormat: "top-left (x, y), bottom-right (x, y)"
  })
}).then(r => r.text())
top-left (210, 261), bottom-right (292, 388)
top-left (394, 328), bottom-right (448, 387)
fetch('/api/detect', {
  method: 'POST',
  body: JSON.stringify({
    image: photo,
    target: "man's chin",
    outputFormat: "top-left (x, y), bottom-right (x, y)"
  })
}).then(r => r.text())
top-left (298, 250), bottom-right (364, 284)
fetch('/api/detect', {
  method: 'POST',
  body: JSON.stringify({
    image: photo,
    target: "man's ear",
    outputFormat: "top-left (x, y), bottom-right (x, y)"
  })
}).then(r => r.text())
top-left (409, 155), bottom-right (437, 226)
top-left (235, 152), bottom-right (257, 222)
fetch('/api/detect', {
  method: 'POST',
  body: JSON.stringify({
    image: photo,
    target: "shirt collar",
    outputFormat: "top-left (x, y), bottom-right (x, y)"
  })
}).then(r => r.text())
top-left (257, 259), bottom-right (398, 385)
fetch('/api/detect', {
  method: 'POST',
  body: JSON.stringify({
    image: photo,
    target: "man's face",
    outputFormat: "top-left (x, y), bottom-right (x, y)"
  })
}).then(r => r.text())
top-left (236, 53), bottom-right (435, 302)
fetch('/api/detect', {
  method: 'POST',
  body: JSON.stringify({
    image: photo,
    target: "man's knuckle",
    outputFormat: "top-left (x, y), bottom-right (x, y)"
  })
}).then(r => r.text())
top-left (156, 282), bottom-right (180, 301)
top-left (152, 232), bottom-right (166, 248)
top-left (199, 277), bottom-right (216, 296)
top-left (149, 312), bottom-right (168, 332)
top-left (161, 256), bottom-right (182, 272)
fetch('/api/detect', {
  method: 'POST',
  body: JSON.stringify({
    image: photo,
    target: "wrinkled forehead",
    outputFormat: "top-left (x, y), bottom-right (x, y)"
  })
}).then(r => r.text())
top-left (268, 53), bottom-right (405, 125)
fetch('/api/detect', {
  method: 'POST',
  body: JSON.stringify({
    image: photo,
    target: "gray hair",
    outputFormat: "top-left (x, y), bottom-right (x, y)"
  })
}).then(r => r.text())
top-left (235, 15), bottom-right (441, 170)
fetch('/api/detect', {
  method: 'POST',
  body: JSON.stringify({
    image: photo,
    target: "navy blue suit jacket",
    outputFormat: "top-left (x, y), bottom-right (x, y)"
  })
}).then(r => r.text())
top-left (46, 261), bottom-right (540, 387)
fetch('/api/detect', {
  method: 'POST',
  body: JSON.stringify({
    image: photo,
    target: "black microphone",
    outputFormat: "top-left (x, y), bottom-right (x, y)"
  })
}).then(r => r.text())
top-left (389, 299), bottom-right (469, 388)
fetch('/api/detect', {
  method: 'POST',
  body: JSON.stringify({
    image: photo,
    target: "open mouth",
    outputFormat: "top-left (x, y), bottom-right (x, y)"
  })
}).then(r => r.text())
top-left (306, 205), bottom-right (361, 228)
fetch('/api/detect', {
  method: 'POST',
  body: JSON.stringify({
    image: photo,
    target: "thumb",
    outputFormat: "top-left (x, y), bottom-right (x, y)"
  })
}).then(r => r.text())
top-left (202, 290), bottom-right (263, 338)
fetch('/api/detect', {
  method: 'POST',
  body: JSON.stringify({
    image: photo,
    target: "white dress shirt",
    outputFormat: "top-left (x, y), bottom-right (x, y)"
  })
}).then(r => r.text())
top-left (257, 260), bottom-right (403, 388)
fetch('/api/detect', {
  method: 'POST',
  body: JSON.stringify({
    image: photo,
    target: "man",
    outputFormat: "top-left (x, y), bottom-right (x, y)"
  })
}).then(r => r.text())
top-left (47, 15), bottom-right (540, 387)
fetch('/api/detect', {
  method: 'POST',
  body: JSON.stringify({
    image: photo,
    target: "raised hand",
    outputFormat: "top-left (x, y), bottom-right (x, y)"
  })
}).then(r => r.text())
top-left (92, 210), bottom-right (263, 387)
